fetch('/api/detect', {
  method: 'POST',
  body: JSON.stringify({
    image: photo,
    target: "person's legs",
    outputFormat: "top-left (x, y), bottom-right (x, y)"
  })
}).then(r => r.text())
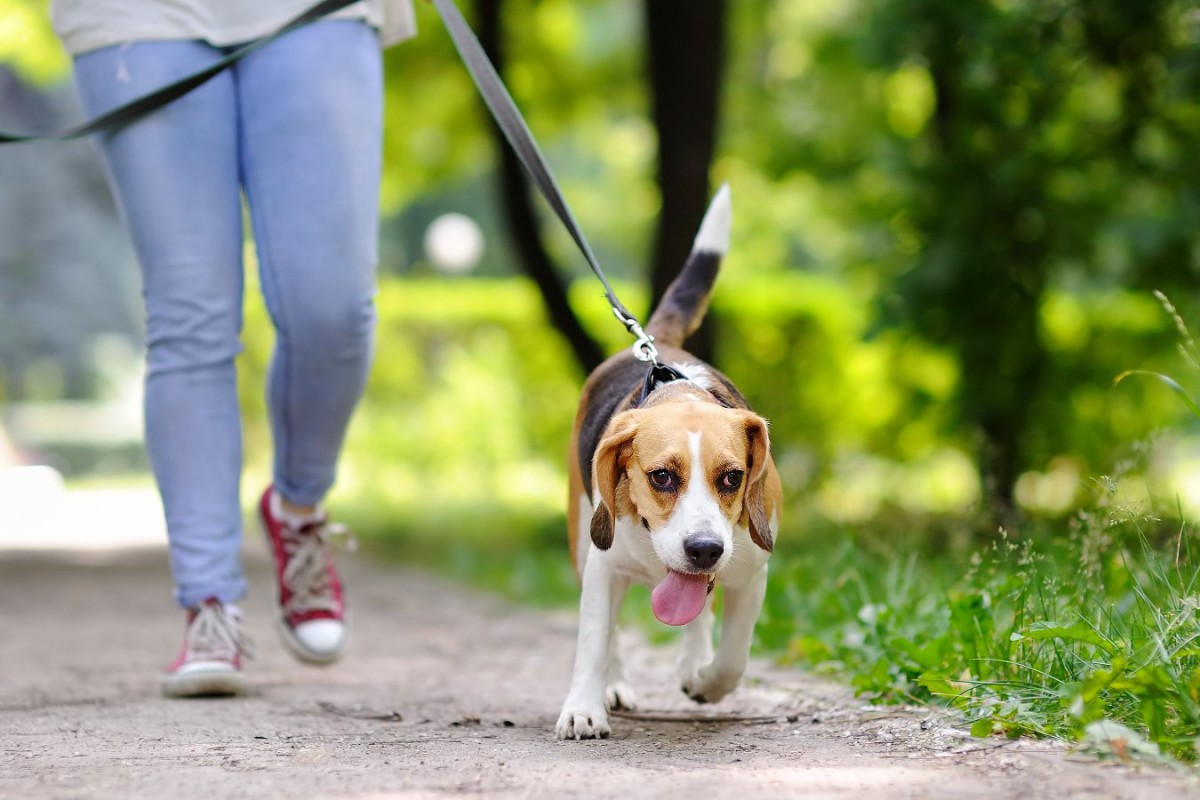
top-left (236, 20), bottom-right (383, 663)
top-left (237, 20), bottom-right (383, 509)
top-left (74, 41), bottom-right (247, 611)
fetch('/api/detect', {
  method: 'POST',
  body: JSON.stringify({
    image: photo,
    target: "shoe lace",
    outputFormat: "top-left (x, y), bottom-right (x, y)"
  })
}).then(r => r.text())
top-left (186, 602), bottom-right (254, 661)
top-left (280, 520), bottom-right (356, 615)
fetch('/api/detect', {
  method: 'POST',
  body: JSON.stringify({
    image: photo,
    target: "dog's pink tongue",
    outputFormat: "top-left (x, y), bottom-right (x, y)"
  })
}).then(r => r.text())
top-left (652, 570), bottom-right (709, 626)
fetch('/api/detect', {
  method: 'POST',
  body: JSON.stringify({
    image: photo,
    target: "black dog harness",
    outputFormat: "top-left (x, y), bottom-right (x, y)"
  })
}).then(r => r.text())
top-left (637, 362), bottom-right (691, 406)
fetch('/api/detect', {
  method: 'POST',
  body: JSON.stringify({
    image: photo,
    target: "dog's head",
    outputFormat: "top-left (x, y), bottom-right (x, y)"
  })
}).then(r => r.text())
top-left (589, 384), bottom-right (773, 625)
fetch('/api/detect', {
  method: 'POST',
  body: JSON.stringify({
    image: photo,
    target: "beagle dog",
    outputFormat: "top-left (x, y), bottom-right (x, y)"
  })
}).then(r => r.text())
top-left (556, 186), bottom-right (782, 740)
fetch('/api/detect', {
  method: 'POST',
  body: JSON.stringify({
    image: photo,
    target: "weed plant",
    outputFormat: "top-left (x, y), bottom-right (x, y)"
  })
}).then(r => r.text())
top-left (759, 478), bottom-right (1200, 762)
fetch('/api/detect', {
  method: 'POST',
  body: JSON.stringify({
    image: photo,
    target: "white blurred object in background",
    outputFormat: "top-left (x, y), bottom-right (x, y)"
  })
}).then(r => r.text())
top-left (423, 212), bottom-right (484, 274)
top-left (0, 465), bottom-right (165, 551)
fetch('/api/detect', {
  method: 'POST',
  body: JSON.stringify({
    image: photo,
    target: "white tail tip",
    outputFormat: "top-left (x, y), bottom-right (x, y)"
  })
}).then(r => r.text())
top-left (692, 184), bottom-right (732, 255)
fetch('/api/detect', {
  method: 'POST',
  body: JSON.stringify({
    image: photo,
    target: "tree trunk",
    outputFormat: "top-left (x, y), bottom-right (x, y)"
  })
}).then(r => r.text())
top-left (644, 0), bottom-right (727, 363)
top-left (474, 0), bottom-right (605, 375)
top-left (472, 0), bottom-right (728, 373)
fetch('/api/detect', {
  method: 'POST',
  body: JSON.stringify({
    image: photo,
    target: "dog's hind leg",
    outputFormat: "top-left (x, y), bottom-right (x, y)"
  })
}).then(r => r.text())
top-left (605, 585), bottom-right (638, 710)
top-left (681, 565), bottom-right (768, 704)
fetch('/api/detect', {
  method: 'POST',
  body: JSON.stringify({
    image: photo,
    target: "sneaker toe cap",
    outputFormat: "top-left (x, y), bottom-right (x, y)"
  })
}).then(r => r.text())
top-left (293, 619), bottom-right (347, 657)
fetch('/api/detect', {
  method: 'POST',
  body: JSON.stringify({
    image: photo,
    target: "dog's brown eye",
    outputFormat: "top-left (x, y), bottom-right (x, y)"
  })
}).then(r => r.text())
top-left (648, 469), bottom-right (678, 492)
top-left (717, 470), bottom-right (744, 493)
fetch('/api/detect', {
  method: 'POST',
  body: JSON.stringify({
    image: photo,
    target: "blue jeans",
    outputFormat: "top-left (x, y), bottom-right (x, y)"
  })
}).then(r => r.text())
top-left (73, 21), bottom-right (383, 608)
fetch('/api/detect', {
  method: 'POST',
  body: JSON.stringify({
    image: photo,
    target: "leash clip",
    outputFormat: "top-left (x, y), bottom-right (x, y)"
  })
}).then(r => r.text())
top-left (612, 307), bottom-right (659, 364)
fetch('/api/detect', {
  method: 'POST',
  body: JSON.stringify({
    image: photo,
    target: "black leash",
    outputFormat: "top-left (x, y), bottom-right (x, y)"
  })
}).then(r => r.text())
top-left (0, 0), bottom-right (359, 143)
top-left (1, 0), bottom-right (662, 365)
top-left (427, 0), bottom-right (660, 364)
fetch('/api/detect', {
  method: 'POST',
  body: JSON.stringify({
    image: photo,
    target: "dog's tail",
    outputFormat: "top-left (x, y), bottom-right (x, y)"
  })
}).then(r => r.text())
top-left (645, 185), bottom-right (731, 349)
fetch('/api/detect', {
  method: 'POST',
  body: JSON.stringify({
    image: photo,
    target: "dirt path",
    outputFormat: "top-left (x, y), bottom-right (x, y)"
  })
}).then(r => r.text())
top-left (2, 545), bottom-right (1196, 799)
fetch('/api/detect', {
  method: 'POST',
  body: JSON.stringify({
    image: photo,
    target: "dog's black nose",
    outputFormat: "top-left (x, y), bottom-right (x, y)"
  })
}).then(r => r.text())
top-left (684, 537), bottom-right (724, 571)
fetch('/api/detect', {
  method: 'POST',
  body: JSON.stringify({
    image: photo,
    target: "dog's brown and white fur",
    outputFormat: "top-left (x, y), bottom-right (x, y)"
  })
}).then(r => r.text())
top-left (557, 187), bottom-right (782, 740)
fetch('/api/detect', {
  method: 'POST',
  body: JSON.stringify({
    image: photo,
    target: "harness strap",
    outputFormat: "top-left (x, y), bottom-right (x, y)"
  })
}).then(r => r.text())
top-left (638, 362), bottom-right (691, 405)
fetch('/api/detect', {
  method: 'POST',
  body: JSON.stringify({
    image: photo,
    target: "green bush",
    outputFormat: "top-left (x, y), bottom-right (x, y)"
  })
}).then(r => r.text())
top-left (235, 275), bottom-right (1189, 529)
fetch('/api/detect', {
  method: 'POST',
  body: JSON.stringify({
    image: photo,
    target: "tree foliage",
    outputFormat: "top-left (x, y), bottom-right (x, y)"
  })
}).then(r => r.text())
top-left (716, 0), bottom-right (1200, 512)
top-left (2, 0), bottom-right (1200, 519)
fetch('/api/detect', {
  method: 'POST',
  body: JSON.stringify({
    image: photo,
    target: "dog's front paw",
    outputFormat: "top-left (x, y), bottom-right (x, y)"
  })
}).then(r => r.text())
top-left (681, 664), bottom-right (741, 705)
top-left (556, 704), bottom-right (611, 740)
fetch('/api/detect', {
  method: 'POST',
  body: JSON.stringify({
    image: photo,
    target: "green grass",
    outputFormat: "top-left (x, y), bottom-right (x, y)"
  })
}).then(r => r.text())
top-left (758, 490), bottom-right (1200, 763)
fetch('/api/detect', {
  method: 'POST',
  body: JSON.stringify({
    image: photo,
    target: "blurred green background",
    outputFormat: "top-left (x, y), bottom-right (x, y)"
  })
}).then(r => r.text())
top-left (5, 0), bottom-right (1200, 527)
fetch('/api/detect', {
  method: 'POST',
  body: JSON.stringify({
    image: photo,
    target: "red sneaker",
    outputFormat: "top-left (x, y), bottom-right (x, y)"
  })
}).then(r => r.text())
top-left (161, 599), bottom-right (249, 698)
top-left (259, 486), bottom-right (351, 665)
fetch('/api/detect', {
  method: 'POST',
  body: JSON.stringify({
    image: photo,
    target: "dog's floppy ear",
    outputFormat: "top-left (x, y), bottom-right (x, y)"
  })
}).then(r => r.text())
top-left (741, 413), bottom-right (774, 552)
top-left (589, 412), bottom-right (638, 551)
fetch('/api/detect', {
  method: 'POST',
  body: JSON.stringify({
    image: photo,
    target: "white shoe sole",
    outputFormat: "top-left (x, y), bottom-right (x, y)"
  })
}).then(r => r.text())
top-left (161, 667), bottom-right (245, 698)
